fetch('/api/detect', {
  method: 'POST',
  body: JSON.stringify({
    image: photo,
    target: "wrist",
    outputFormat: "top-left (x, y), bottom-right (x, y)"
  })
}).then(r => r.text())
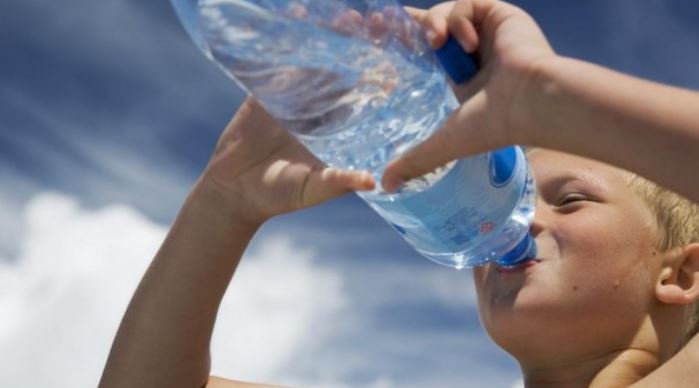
top-left (187, 175), bottom-right (264, 236)
top-left (508, 54), bottom-right (566, 147)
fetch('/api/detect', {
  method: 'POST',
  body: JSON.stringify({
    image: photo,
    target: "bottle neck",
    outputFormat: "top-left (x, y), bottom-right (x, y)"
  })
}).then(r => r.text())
top-left (496, 233), bottom-right (537, 267)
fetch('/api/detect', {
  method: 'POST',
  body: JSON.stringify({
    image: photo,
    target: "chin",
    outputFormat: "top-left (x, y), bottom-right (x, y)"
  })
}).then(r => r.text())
top-left (478, 279), bottom-right (556, 318)
top-left (480, 300), bottom-right (638, 367)
top-left (481, 312), bottom-right (575, 365)
top-left (478, 292), bottom-right (574, 355)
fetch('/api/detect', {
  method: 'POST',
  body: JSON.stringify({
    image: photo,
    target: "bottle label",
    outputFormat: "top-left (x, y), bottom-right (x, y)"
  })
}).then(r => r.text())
top-left (364, 147), bottom-right (527, 257)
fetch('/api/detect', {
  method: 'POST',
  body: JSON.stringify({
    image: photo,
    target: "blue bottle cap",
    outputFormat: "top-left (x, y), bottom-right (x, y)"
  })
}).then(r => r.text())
top-left (496, 233), bottom-right (537, 267)
top-left (434, 36), bottom-right (479, 85)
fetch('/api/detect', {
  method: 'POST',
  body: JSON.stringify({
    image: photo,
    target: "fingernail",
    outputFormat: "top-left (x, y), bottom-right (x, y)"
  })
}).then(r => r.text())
top-left (456, 36), bottom-right (471, 52)
top-left (322, 167), bottom-right (337, 179)
top-left (465, 39), bottom-right (476, 53)
top-left (383, 177), bottom-right (400, 192)
top-left (364, 174), bottom-right (377, 189)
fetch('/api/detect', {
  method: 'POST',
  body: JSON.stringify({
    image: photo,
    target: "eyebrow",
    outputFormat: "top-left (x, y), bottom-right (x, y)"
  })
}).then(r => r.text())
top-left (538, 171), bottom-right (610, 199)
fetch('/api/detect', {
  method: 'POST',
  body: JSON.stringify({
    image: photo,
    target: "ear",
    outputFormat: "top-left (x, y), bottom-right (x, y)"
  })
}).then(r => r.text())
top-left (655, 243), bottom-right (699, 305)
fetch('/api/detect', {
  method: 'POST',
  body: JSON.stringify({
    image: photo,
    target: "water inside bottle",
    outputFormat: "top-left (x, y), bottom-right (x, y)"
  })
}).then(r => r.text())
top-left (191, 0), bottom-right (536, 268)
top-left (197, 0), bottom-right (453, 189)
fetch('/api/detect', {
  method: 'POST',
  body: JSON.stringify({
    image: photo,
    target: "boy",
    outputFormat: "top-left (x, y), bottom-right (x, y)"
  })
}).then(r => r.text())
top-left (100, 1), bottom-right (699, 387)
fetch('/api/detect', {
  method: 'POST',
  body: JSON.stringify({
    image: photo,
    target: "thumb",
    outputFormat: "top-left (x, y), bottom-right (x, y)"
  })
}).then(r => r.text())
top-left (301, 167), bottom-right (376, 208)
top-left (382, 90), bottom-right (497, 191)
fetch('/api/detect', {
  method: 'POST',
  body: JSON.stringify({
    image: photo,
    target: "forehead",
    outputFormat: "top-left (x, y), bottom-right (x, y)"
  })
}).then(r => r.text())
top-left (527, 149), bottom-right (629, 193)
top-left (526, 148), bottom-right (661, 247)
top-left (527, 149), bottom-right (659, 230)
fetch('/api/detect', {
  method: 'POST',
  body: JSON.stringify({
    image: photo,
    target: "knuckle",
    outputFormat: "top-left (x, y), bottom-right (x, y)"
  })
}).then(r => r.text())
top-left (398, 150), bottom-right (422, 179)
top-left (424, 13), bottom-right (445, 32)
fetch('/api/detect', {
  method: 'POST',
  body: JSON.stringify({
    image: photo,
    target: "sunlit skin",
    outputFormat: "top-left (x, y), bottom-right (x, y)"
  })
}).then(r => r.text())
top-left (474, 149), bottom-right (684, 386)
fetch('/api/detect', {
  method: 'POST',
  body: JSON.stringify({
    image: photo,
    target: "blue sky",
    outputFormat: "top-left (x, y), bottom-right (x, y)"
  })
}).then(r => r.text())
top-left (2, 1), bottom-right (699, 387)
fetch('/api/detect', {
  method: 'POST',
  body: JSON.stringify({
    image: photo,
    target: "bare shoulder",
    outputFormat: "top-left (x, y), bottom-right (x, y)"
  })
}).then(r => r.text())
top-left (630, 335), bottom-right (699, 387)
top-left (205, 376), bottom-right (290, 388)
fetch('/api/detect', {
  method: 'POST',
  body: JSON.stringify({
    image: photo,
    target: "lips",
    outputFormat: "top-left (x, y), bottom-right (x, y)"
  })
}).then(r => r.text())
top-left (495, 258), bottom-right (542, 273)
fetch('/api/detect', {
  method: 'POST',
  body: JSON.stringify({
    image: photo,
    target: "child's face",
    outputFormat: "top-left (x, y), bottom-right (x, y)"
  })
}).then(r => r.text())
top-left (473, 149), bottom-right (663, 365)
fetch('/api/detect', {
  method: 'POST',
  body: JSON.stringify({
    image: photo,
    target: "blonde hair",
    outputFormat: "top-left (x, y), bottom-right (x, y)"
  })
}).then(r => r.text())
top-left (625, 174), bottom-right (699, 343)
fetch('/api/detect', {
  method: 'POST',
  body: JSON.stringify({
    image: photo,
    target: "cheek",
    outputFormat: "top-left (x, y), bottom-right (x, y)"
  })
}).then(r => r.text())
top-left (544, 216), bottom-right (656, 325)
top-left (473, 213), bottom-right (657, 343)
top-left (563, 212), bottom-right (625, 254)
top-left (556, 209), bottom-right (655, 290)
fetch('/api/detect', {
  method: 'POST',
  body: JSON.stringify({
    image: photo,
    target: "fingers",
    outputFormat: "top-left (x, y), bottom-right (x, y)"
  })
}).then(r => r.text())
top-left (382, 6), bottom-right (416, 49)
top-left (220, 98), bottom-right (281, 143)
top-left (382, 91), bottom-right (497, 192)
top-left (367, 11), bottom-right (389, 41)
top-left (217, 98), bottom-right (271, 149)
top-left (407, 2), bottom-right (479, 53)
top-left (287, 3), bottom-right (308, 19)
top-left (403, 6), bottom-right (427, 21)
top-left (447, 0), bottom-right (479, 52)
top-left (302, 167), bottom-right (376, 207)
top-left (421, 2), bottom-right (454, 49)
top-left (229, 98), bottom-right (273, 127)
top-left (331, 9), bottom-right (364, 36)
top-left (330, 6), bottom-right (423, 49)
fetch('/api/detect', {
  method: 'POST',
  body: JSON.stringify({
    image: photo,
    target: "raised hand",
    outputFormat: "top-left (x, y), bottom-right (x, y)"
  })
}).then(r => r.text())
top-left (200, 98), bottom-right (375, 226)
top-left (384, 0), bottom-right (555, 191)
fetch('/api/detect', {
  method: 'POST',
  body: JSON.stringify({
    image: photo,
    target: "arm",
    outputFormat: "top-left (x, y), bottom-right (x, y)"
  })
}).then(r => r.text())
top-left (99, 99), bottom-right (374, 388)
top-left (98, 180), bottom-right (263, 388)
top-left (385, 0), bottom-right (699, 203)
top-left (522, 56), bottom-right (699, 204)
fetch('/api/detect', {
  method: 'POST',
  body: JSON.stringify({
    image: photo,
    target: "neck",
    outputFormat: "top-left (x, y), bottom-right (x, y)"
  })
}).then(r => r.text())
top-left (522, 348), bottom-right (659, 388)
top-left (517, 311), bottom-right (688, 387)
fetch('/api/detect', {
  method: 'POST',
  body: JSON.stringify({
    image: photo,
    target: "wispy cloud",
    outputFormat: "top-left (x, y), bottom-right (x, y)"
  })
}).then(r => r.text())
top-left (0, 0), bottom-right (245, 228)
top-left (0, 167), bottom-right (38, 258)
top-left (0, 192), bottom-right (519, 387)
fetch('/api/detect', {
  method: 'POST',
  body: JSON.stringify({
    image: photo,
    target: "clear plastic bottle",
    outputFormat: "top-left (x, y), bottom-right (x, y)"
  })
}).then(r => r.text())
top-left (170, 0), bottom-right (536, 268)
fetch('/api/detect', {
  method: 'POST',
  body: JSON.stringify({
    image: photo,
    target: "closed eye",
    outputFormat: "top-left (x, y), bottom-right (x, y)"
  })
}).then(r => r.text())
top-left (557, 193), bottom-right (590, 207)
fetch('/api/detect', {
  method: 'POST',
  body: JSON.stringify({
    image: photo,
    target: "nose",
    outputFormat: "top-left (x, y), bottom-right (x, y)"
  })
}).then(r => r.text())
top-left (530, 217), bottom-right (544, 237)
top-left (528, 198), bottom-right (549, 238)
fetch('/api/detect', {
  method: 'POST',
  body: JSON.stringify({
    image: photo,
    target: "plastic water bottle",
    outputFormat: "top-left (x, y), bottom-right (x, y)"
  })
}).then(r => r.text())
top-left (170, 0), bottom-right (536, 269)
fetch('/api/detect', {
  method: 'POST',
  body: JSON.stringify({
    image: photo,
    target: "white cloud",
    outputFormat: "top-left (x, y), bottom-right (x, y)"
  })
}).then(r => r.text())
top-left (0, 193), bottom-right (349, 387)
top-left (0, 193), bottom-right (162, 387)
top-left (210, 236), bottom-right (347, 383)
top-left (0, 191), bottom-right (521, 387)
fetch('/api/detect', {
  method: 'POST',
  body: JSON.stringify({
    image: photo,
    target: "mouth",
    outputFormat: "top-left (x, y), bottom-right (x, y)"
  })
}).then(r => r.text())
top-left (495, 258), bottom-right (542, 274)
